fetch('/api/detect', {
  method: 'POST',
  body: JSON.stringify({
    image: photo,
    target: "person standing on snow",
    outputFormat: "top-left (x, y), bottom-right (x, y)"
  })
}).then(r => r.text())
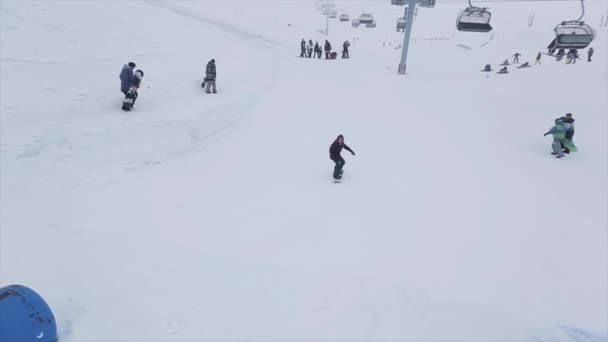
top-left (314, 42), bottom-right (322, 59)
top-left (544, 119), bottom-right (568, 158)
top-left (342, 40), bottom-right (350, 59)
top-left (535, 52), bottom-right (542, 65)
top-left (300, 39), bottom-right (306, 57)
top-left (119, 62), bottom-right (136, 95)
top-left (122, 69), bottom-right (144, 111)
top-left (324, 40), bottom-right (332, 59)
top-left (329, 134), bottom-right (355, 180)
top-left (512, 52), bottom-right (522, 64)
top-left (587, 47), bottom-right (594, 62)
top-left (306, 40), bottom-right (313, 58)
top-left (556, 113), bottom-right (575, 154)
top-left (205, 59), bottom-right (217, 94)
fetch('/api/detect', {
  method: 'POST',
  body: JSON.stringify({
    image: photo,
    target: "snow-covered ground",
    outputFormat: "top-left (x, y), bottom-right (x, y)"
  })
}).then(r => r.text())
top-left (1, 0), bottom-right (607, 340)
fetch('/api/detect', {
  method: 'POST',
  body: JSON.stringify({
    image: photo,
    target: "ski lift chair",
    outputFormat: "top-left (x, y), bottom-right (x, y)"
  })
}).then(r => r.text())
top-left (457, 7), bottom-right (492, 32)
top-left (554, 21), bottom-right (596, 49)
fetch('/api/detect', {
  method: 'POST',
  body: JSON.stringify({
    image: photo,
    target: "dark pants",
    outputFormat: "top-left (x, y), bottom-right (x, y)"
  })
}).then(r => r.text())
top-left (588, 55), bottom-right (592, 62)
top-left (332, 156), bottom-right (345, 178)
top-left (122, 90), bottom-right (138, 111)
top-left (300, 48), bottom-right (305, 57)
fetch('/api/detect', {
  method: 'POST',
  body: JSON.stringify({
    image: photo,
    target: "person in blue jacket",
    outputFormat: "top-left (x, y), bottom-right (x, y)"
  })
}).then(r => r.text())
top-left (119, 62), bottom-right (136, 95)
top-left (544, 118), bottom-right (567, 158)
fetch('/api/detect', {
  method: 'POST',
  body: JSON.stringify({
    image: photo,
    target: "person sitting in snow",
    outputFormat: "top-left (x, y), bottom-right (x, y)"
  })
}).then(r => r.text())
top-left (500, 59), bottom-right (510, 66)
top-left (544, 118), bottom-right (568, 158)
top-left (122, 69), bottom-right (143, 111)
top-left (498, 66), bottom-right (509, 74)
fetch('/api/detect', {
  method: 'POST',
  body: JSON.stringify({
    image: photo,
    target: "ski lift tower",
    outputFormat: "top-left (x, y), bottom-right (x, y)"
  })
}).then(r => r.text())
top-left (391, 0), bottom-right (436, 74)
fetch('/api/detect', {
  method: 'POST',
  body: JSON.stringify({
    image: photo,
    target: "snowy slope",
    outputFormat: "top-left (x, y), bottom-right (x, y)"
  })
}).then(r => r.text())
top-left (1, 0), bottom-right (607, 341)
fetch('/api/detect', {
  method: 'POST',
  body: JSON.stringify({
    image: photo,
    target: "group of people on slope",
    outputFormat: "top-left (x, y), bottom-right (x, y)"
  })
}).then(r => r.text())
top-left (118, 58), bottom-right (218, 111)
top-left (300, 39), bottom-right (350, 60)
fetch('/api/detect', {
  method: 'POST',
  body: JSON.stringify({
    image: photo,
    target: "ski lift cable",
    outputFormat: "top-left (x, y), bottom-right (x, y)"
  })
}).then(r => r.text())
top-left (576, 0), bottom-right (585, 22)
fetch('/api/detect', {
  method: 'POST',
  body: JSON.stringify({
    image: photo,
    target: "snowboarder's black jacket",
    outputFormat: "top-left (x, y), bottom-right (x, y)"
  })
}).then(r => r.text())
top-left (329, 137), bottom-right (354, 160)
top-left (206, 60), bottom-right (216, 81)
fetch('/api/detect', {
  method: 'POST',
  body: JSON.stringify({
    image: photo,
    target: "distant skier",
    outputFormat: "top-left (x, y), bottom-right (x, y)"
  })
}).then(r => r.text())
top-left (544, 118), bottom-right (568, 158)
top-left (329, 134), bottom-right (355, 181)
top-left (205, 59), bottom-right (217, 94)
top-left (122, 69), bottom-right (143, 111)
top-left (307, 39), bottom-right (313, 58)
top-left (342, 40), bottom-right (350, 59)
top-left (535, 52), bottom-right (542, 65)
top-left (500, 59), bottom-right (510, 66)
top-left (587, 47), bottom-right (594, 62)
top-left (300, 39), bottom-right (306, 57)
top-left (512, 52), bottom-right (522, 64)
top-left (566, 49), bottom-right (578, 64)
top-left (498, 66), bottom-right (509, 74)
top-left (119, 62), bottom-right (136, 95)
top-left (314, 42), bottom-right (322, 59)
top-left (324, 40), bottom-right (332, 59)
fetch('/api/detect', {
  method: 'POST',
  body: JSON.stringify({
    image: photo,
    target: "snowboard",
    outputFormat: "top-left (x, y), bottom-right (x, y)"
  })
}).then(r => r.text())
top-left (333, 170), bottom-right (344, 183)
top-left (563, 140), bottom-right (578, 153)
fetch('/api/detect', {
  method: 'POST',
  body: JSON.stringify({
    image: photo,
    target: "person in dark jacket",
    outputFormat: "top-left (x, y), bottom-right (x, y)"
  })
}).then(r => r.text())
top-left (329, 134), bottom-right (355, 180)
top-left (119, 62), bottom-right (136, 95)
top-left (342, 40), bottom-right (350, 59)
top-left (535, 52), bottom-right (541, 65)
top-left (512, 52), bottom-right (522, 64)
top-left (307, 39), bottom-right (313, 58)
top-left (587, 47), bottom-right (594, 62)
top-left (300, 39), bottom-right (306, 57)
top-left (324, 40), bottom-right (332, 59)
top-left (122, 69), bottom-right (144, 111)
top-left (314, 42), bottom-right (322, 59)
top-left (205, 59), bottom-right (217, 94)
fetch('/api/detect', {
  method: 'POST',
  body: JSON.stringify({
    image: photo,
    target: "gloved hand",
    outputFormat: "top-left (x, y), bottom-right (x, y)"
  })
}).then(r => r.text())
top-left (543, 133), bottom-right (548, 136)
top-left (351, 151), bottom-right (356, 156)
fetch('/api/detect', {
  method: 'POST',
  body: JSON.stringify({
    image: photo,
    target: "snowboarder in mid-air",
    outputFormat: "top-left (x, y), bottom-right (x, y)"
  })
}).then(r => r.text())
top-left (329, 134), bottom-right (355, 181)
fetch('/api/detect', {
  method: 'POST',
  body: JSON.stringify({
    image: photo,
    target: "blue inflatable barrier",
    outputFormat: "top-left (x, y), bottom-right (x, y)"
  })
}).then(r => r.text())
top-left (0, 284), bottom-right (58, 342)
